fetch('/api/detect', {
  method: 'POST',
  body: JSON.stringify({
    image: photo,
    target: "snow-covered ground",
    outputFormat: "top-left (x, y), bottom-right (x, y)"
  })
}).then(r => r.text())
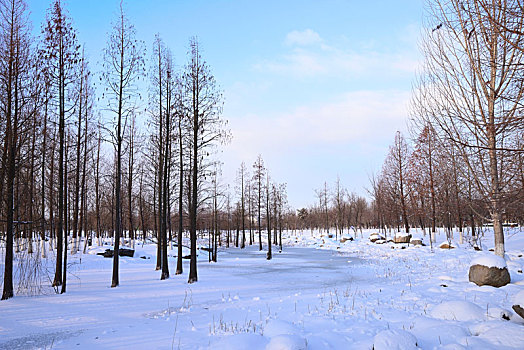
top-left (1, 228), bottom-right (524, 349)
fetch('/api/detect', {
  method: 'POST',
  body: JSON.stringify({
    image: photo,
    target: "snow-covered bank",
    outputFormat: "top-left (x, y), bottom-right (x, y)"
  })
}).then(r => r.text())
top-left (1, 228), bottom-right (523, 349)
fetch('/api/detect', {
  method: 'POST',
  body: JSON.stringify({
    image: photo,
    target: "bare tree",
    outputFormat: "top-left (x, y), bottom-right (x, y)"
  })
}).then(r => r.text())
top-left (252, 155), bottom-right (265, 251)
top-left (41, 0), bottom-right (80, 292)
top-left (236, 162), bottom-right (248, 249)
top-left (101, 2), bottom-right (145, 287)
top-left (182, 37), bottom-right (229, 283)
top-left (149, 34), bottom-right (174, 280)
top-left (332, 176), bottom-right (346, 239)
top-left (315, 182), bottom-right (330, 234)
top-left (413, 0), bottom-right (524, 256)
top-left (266, 173), bottom-right (272, 260)
top-left (382, 131), bottom-right (411, 233)
top-left (0, 0), bottom-right (33, 300)
top-left (408, 124), bottom-right (439, 240)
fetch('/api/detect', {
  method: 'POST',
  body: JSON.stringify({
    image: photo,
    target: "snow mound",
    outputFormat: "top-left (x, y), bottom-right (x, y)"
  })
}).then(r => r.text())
top-left (87, 246), bottom-right (110, 255)
top-left (430, 301), bottom-right (485, 321)
top-left (133, 249), bottom-right (152, 259)
top-left (395, 232), bottom-right (410, 238)
top-left (265, 334), bottom-right (307, 350)
top-left (470, 254), bottom-right (507, 269)
top-left (373, 329), bottom-right (418, 350)
top-left (410, 235), bottom-right (422, 240)
top-left (487, 307), bottom-right (512, 320)
top-left (264, 320), bottom-right (299, 337)
top-left (470, 321), bottom-right (524, 348)
top-left (212, 333), bottom-right (268, 350)
top-left (412, 322), bottom-right (469, 348)
top-left (438, 345), bottom-right (466, 350)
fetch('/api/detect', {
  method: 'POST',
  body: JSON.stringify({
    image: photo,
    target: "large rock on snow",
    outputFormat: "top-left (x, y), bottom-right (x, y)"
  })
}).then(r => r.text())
top-left (96, 248), bottom-right (135, 258)
top-left (394, 232), bottom-right (411, 244)
top-left (439, 241), bottom-right (456, 249)
top-left (369, 233), bottom-right (384, 243)
top-left (512, 290), bottom-right (524, 320)
top-left (410, 237), bottom-right (423, 246)
top-left (373, 329), bottom-right (418, 350)
top-left (468, 254), bottom-right (510, 288)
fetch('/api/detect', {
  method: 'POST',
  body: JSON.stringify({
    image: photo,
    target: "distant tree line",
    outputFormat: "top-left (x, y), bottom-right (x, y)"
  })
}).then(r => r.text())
top-left (295, 178), bottom-right (372, 240)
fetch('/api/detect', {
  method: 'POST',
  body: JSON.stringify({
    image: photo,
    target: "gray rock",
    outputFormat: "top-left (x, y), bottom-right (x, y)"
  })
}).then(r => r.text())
top-left (469, 264), bottom-right (510, 287)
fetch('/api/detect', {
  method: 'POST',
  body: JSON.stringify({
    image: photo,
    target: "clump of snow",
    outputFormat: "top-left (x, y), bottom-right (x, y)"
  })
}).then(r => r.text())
top-left (265, 334), bottom-right (307, 350)
top-left (373, 329), bottom-right (418, 350)
top-left (438, 344), bottom-right (467, 350)
top-left (487, 307), bottom-right (511, 320)
top-left (470, 254), bottom-right (507, 269)
top-left (431, 300), bottom-right (485, 322)
top-left (212, 333), bottom-right (268, 350)
top-left (264, 320), bottom-right (299, 338)
top-left (470, 321), bottom-right (524, 348)
top-left (87, 246), bottom-right (110, 255)
top-left (411, 319), bottom-right (469, 349)
top-left (395, 232), bottom-right (410, 238)
top-left (133, 249), bottom-right (152, 259)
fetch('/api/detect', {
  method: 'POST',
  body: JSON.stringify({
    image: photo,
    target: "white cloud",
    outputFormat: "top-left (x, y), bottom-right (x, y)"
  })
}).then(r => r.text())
top-left (285, 29), bottom-right (323, 46)
top-left (221, 89), bottom-right (411, 207)
top-left (225, 89), bottom-right (410, 160)
top-left (258, 27), bottom-right (421, 79)
top-left (221, 27), bottom-right (421, 207)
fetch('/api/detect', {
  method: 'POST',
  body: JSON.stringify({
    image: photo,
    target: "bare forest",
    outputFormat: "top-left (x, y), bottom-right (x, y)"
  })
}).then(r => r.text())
top-left (0, 0), bottom-right (522, 307)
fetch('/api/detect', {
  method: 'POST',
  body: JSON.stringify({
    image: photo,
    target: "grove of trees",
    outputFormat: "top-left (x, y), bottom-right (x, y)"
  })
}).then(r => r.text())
top-left (373, 0), bottom-right (524, 257)
top-left (0, 0), bottom-right (292, 300)
top-left (1, 0), bottom-right (522, 302)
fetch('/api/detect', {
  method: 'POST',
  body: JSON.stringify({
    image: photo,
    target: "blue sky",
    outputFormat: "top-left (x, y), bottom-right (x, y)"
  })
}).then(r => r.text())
top-left (27, 0), bottom-right (425, 209)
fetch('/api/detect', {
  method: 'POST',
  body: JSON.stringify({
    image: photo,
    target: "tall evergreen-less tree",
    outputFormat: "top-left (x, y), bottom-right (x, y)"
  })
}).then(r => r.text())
top-left (149, 35), bottom-right (176, 280)
top-left (236, 162), bottom-right (248, 249)
top-left (382, 131), bottom-right (411, 233)
top-left (182, 37), bottom-right (229, 283)
top-left (266, 174), bottom-right (272, 260)
top-left (0, 0), bottom-right (32, 300)
top-left (41, 0), bottom-right (80, 292)
top-left (252, 155), bottom-right (265, 251)
top-left (101, 2), bottom-right (145, 287)
top-left (175, 71), bottom-right (185, 275)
